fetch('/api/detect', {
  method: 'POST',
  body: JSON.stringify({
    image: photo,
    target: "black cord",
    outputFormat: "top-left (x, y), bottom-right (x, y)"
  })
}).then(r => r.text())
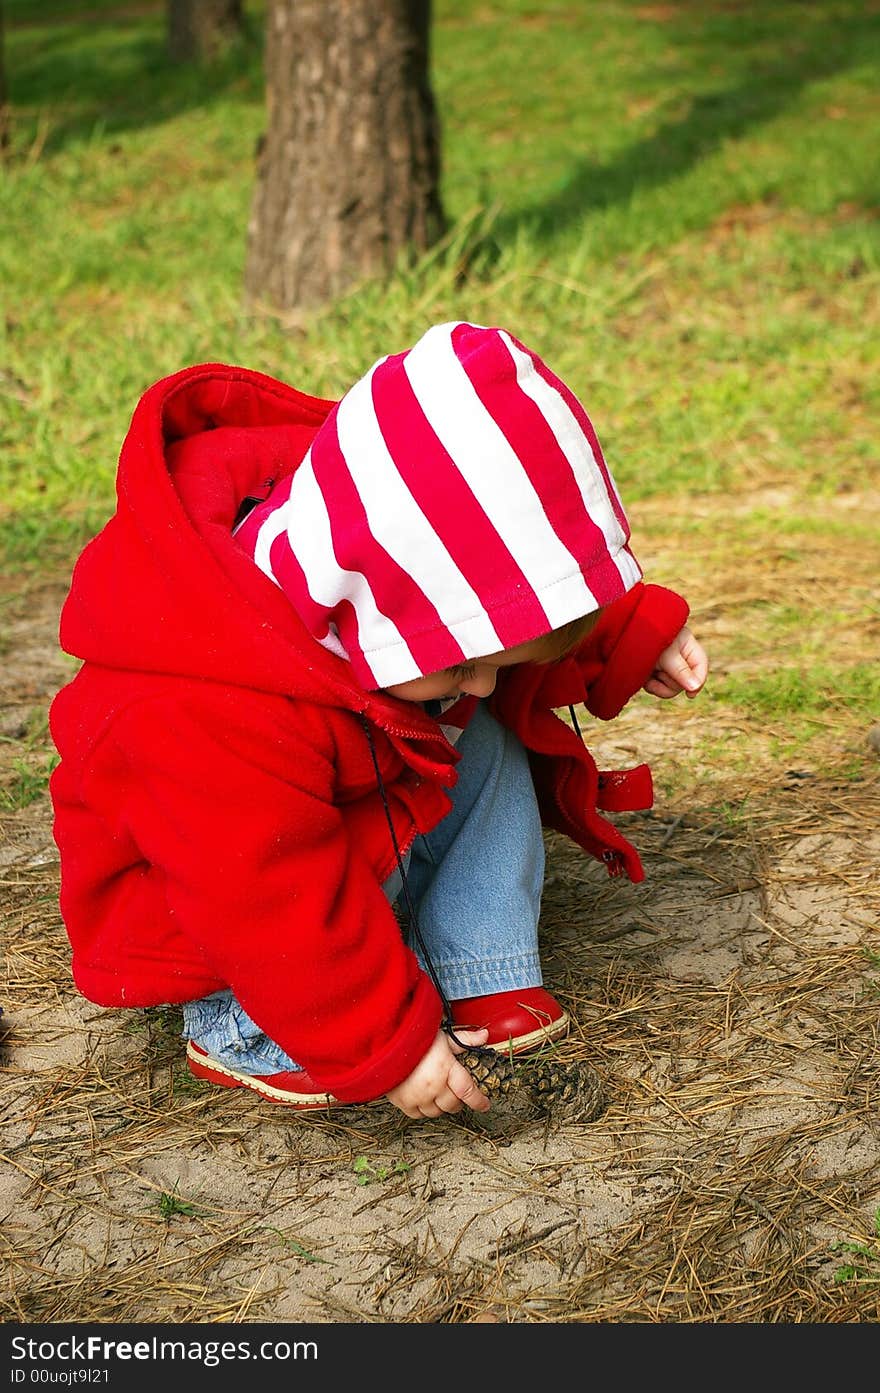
top-left (359, 714), bottom-right (470, 1047)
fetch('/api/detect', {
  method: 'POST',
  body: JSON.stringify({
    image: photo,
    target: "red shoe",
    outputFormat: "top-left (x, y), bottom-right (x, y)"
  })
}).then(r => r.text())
top-left (449, 987), bottom-right (569, 1054)
top-left (186, 1041), bottom-right (339, 1110)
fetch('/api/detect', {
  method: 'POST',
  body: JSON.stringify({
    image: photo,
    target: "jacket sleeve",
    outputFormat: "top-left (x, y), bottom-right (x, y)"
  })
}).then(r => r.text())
top-left (87, 689), bottom-right (442, 1103)
top-left (574, 582), bottom-right (690, 720)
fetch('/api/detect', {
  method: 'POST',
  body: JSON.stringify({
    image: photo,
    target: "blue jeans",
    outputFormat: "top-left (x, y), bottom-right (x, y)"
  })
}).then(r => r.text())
top-left (182, 700), bottom-right (545, 1074)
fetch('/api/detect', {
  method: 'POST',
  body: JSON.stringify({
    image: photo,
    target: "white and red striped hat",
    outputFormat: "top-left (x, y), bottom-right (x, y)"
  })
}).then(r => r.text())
top-left (235, 321), bottom-right (642, 690)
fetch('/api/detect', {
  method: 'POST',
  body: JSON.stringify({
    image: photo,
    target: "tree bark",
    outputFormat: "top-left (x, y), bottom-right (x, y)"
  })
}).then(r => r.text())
top-left (167, 0), bottom-right (245, 64)
top-left (245, 0), bottom-right (446, 312)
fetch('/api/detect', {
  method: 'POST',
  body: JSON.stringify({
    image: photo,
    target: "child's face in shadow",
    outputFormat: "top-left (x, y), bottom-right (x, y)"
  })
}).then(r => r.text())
top-left (383, 636), bottom-right (555, 704)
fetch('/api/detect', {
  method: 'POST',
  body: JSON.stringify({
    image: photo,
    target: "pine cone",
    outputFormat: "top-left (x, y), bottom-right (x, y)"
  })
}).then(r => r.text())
top-left (457, 1046), bottom-right (518, 1096)
top-left (457, 1045), bottom-right (606, 1122)
top-left (523, 1056), bottom-right (605, 1121)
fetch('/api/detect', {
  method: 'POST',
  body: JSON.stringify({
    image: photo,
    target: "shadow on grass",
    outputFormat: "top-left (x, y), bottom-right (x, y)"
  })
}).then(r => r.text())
top-left (5, 6), bottom-right (264, 155)
top-left (489, 7), bottom-right (879, 251)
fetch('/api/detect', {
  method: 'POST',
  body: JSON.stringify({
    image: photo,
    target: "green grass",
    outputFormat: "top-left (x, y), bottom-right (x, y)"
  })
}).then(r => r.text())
top-left (157, 1183), bottom-right (201, 1221)
top-left (1, 0), bottom-right (878, 778)
top-left (833, 1208), bottom-right (880, 1288)
top-left (352, 1156), bottom-right (411, 1187)
top-left (722, 663), bottom-right (879, 719)
top-left (0, 705), bottom-right (59, 808)
top-left (0, 754), bottom-right (57, 810)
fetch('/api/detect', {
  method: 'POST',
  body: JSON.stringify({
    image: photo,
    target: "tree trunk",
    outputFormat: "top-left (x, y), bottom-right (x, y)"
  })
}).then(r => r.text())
top-left (245, 0), bottom-right (446, 312)
top-left (167, 0), bottom-right (245, 64)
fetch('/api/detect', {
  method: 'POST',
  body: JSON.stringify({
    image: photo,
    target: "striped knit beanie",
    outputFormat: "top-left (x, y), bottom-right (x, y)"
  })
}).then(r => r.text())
top-left (234, 321), bottom-right (642, 691)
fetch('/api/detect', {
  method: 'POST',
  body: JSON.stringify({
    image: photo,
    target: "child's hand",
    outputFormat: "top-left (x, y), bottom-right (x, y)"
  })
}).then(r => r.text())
top-left (385, 1028), bottom-right (492, 1119)
top-left (643, 625), bottom-right (708, 701)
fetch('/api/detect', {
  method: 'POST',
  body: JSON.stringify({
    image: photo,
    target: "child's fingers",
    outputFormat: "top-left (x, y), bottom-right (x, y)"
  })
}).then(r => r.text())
top-left (658, 650), bottom-right (699, 691)
top-left (449, 1060), bottom-right (492, 1112)
top-left (415, 1068), bottom-right (491, 1117)
top-left (687, 651), bottom-right (709, 690)
top-left (678, 631), bottom-right (709, 688)
top-left (387, 1028), bottom-right (492, 1117)
top-left (447, 1029), bottom-right (492, 1112)
top-left (644, 674), bottom-right (682, 700)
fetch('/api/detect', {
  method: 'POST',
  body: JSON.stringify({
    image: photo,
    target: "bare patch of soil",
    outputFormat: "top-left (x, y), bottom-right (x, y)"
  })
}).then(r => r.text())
top-left (2, 572), bottom-right (879, 1323)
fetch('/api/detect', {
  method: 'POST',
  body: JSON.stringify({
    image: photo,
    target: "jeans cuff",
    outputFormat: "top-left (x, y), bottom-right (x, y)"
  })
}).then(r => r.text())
top-left (427, 952), bottom-right (543, 1001)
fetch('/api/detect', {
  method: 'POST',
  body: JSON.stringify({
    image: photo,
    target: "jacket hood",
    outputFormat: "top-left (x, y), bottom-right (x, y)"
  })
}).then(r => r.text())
top-left (58, 362), bottom-right (388, 709)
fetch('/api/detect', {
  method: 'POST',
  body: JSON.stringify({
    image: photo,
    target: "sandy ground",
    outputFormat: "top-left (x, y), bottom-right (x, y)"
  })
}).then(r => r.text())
top-left (2, 572), bottom-right (879, 1324)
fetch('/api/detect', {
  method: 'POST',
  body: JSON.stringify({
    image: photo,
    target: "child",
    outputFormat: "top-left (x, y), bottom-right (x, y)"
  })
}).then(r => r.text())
top-left (49, 321), bottom-right (708, 1122)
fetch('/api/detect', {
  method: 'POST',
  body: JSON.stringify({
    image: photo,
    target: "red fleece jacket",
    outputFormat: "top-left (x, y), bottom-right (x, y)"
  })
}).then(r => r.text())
top-left (49, 363), bottom-right (688, 1102)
